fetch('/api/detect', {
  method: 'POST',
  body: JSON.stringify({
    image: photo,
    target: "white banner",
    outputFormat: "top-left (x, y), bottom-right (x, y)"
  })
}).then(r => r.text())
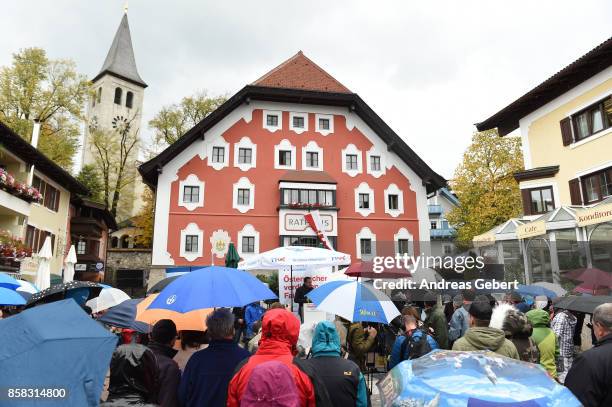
top-left (278, 265), bottom-right (349, 305)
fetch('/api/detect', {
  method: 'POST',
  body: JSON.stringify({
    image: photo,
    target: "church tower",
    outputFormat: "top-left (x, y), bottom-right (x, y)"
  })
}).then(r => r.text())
top-left (82, 11), bottom-right (147, 221)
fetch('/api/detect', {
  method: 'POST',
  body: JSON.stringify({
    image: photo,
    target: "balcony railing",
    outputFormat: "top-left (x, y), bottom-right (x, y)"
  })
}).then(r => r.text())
top-left (428, 204), bottom-right (442, 214)
top-left (430, 228), bottom-right (456, 239)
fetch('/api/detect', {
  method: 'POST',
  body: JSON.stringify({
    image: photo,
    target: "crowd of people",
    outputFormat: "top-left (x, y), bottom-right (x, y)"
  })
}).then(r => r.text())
top-left (92, 288), bottom-right (612, 407)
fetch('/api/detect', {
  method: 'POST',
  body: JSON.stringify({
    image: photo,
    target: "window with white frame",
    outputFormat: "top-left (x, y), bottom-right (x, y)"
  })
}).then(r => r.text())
top-left (180, 223), bottom-right (203, 262)
top-left (242, 236), bottom-right (255, 253)
top-left (306, 152), bottom-right (318, 168)
top-left (342, 144), bottom-right (362, 177)
top-left (263, 110), bottom-right (282, 132)
top-left (355, 227), bottom-right (376, 259)
top-left (233, 177), bottom-right (255, 213)
top-left (207, 137), bottom-right (229, 170)
top-left (301, 141), bottom-right (323, 171)
top-left (366, 147), bottom-right (385, 178)
top-left (233, 137), bottom-right (257, 172)
top-left (238, 148), bottom-right (252, 164)
top-left (384, 183), bottom-right (404, 217)
top-left (184, 235), bottom-right (199, 253)
top-left (77, 240), bottom-right (87, 255)
top-left (354, 182), bottom-right (374, 217)
top-left (212, 147), bottom-right (225, 163)
top-left (183, 186), bottom-right (200, 203)
top-left (315, 114), bottom-right (333, 135)
top-left (346, 155), bottom-right (358, 170)
top-left (274, 139), bottom-right (296, 170)
top-left (238, 224), bottom-right (260, 257)
top-left (237, 188), bottom-right (250, 206)
top-left (279, 151), bottom-right (292, 166)
top-left (394, 228), bottom-right (413, 256)
top-left (290, 112), bottom-right (308, 134)
top-left (358, 193), bottom-right (370, 209)
top-left (178, 174), bottom-right (205, 211)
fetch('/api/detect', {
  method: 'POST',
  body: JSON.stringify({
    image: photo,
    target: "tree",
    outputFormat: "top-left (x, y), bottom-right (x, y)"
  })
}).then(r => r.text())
top-left (148, 91), bottom-right (227, 146)
top-left (0, 48), bottom-right (88, 170)
top-left (133, 186), bottom-right (154, 248)
top-left (89, 113), bottom-right (140, 220)
top-left (446, 129), bottom-right (524, 248)
top-left (75, 164), bottom-right (103, 202)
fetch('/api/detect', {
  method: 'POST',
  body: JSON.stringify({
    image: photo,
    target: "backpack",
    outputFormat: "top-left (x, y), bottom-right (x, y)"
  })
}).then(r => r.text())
top-left (399, 329), bottom-right (432, 361)
top-left (241, 361), bottom-right (300, 407)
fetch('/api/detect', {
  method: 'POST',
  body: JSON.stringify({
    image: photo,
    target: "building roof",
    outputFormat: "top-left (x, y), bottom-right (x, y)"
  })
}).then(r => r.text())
top-left (139, 86), bottom-right (447, 194)
top-left (513, 165), bottom-right (559, 182)
top-left (279, 170), bottom-right (337, 184)
top-left (0, 121), bottom-right (89, 195)
top-left (92, 13), bottom-right (147, 88)
top-left (71, 197), bottom-right (118, 230)
top-left (476, 36), bottom-right (612, 135)
top-left (252, 51), bottom-right (351, 93)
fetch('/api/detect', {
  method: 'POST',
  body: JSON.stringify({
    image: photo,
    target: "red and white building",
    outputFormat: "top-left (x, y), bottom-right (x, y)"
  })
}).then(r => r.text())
top-left (140, 52), bottom-right (446, 268)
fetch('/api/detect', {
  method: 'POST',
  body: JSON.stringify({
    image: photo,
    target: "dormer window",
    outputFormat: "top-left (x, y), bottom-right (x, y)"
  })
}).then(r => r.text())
top-left (346, 154), bottom-right (358, 170)
top-left (114, 87), bottom-right (122, 105)
top-left (266, 114), bottom-right (279, 127)
top-left (212, 147), bottom-right (225, 163)
top-left (293, 116), bottom-right (305, 129)
top-left (319, 118), bottom-right (330, 130)
top-left (126, 91), bottom-right (134, 109)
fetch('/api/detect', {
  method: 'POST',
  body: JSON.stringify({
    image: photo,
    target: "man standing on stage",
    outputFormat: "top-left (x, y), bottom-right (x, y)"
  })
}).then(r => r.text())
top-left (294, 277), bottom-right (314, 323)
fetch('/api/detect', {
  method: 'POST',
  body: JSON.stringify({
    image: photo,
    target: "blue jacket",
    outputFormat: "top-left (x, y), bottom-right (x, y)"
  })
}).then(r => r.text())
top-left (178, 340), bottom-right (250, 407)
top-left (449, 305), bottom-right (470, 342)
top-left (305, 321), bottom-right (368, 407)
top-left (388, 329), bottom-right (439, 370)
top-left (245, 303), bottom-right (265, 337)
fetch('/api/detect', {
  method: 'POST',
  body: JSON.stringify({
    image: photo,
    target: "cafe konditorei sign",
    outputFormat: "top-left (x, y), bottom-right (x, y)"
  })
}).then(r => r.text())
top-left (516, 220), bottom-right (547, 239)
top-left (577, 203), bottom-right (612, 227)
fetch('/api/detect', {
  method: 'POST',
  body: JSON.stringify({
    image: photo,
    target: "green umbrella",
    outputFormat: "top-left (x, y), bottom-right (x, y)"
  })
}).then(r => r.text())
top-left (225, 242), bottom-right (240, 268)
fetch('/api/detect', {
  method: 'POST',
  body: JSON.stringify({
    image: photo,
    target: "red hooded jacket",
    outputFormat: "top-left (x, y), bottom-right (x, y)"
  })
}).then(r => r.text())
top-left (227, 309), bottom-right (315, 407)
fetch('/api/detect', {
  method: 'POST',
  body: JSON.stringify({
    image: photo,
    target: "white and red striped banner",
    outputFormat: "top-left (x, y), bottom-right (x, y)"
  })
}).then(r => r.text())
top-left (304, 210), bottom-right (333, 250)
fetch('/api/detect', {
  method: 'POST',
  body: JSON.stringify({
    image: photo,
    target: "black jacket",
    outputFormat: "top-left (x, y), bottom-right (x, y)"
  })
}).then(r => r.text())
top-left (300, 356), bottom-right (361, 407)
top-left (565, 333), bottom-right (612, 407)
top-left (148, 342), bottom-right (180, 407)
top-left (102, 343), bottom-right (159, 406)
top-left (294, 285), bottom-right (313, 306)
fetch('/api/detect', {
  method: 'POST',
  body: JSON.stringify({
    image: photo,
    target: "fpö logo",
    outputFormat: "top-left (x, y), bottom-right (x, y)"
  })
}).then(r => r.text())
top-left (331, 255), bottom-right (348, 262)
top-left (359, 309), bottom-right (377, 317)
top-left (270, 257), bottom-right (286, 263)
top-left (166, 295), bottom-right (177, 305)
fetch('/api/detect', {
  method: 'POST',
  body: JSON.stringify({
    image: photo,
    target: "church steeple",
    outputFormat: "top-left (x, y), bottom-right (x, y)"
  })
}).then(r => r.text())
top-left (93, 12), bottom-right (147, 88)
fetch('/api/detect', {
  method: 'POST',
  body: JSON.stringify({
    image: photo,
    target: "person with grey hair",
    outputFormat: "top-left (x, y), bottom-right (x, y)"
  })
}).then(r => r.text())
top-left (178, 308), bottom-right (250, 407)
top-left (565, 303), bottom-right (612, 407)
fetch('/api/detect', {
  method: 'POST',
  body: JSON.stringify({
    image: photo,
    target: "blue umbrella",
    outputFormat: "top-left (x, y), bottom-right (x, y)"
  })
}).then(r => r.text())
top-left (517, 284), bottom-right (558, 299)
top-left (0, 287), bottom-right (26, 305)
top-left (0, 299), bottom-right (117, 407)
top-left (147, 266), bottom-right (277, 313)
top-left (98, 299), bottom-right (151, 333)
top-left (378, 350), bottom-right (579, 406)
top-left (306, 280), bottom-right (400, 324)
top-left (0, 273), bottom-right (20, 290)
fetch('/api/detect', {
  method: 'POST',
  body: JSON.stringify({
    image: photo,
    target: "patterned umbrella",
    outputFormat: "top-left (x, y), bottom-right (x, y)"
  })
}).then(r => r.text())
top-left (26, 281), bottom-right (103, 308)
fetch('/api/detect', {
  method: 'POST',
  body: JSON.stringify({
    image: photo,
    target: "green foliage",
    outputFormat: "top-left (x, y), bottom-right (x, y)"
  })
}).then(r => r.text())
top-left (447, 129), bottom-right (524, 248)
top-left (256, 272), bottom-right (279, 298)
top-left (148, 91), bottom-right (227, 146)
top-left (0, 48), bottom-right (88, 170)
top-left (133, 187), bottom-right (154, 248)
top-left (76, 164), bottom-right (103, 202)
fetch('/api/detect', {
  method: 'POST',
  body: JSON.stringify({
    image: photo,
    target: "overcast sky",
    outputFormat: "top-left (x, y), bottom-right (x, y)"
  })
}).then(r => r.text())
top-left (1, 1), bottom-right (610, 179)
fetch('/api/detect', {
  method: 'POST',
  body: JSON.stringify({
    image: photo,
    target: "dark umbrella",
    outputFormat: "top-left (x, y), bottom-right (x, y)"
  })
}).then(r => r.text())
top-left (26, 281), bottom-right (103, 308)
top-left (97, 299), bottom-right (151, 333)
top-left (225, 242), bottom-right (240, 268)
top-left (344, 261), bottom-right (414, 279)
top-left (553, 295), bottom-right (612, 314)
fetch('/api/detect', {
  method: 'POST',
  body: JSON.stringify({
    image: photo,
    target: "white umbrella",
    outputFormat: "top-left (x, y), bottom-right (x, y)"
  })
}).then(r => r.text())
top-left (239, 246), bottom-right (351, 310)
top-left (16, 279), bottom-right (39, 294)
top-left (239, 246), bottom-right (351, 270)
top-left (86, 287), bottom-right (130, 313)
top-left (34, 236), bottom-right (53, 290)
top-left (63, 245), bottom-right (77, 283)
